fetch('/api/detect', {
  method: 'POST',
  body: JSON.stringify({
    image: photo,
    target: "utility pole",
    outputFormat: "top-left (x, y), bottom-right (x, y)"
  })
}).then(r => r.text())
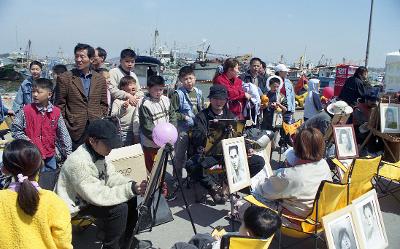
top-left (365, 0), bottom-right (374, 68)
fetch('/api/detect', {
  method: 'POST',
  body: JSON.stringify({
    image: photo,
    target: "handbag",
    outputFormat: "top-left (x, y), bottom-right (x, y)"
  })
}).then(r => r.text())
top-left (137, 192), bottom-right (174, 232)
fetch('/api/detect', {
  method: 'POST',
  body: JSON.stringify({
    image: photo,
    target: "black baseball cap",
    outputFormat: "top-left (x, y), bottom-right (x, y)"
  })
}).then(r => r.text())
top-left (208, 84), bottom-right (228, 100)
top-left (87, 119), bottom-right (122, 149)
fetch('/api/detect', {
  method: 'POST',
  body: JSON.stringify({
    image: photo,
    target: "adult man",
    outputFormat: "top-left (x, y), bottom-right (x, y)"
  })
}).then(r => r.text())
top-left (55, 43), bottom-right (109, 150)
top-left (240, 57), bottom-right (268, 91)
top-left (339, 66), bottom-right (369, 107)
top-left (92, 47), bottom-right (107, 72)
top-left (56, 119), bottom-right (148, 249)
top-left (191, 84), bottom-right (235, 204)
top-left (275, 64), bottom-right (295, 123)
top-left (229, 145), bottom-right (243, 183)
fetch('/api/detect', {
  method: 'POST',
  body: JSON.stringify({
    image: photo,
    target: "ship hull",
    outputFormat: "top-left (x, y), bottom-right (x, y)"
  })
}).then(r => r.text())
top-left (192, 62), bottom-right (219, 82)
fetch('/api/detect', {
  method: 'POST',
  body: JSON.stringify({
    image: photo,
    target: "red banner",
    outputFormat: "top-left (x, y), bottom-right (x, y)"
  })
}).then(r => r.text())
top-left (334, 65), bottom-right (358, 96)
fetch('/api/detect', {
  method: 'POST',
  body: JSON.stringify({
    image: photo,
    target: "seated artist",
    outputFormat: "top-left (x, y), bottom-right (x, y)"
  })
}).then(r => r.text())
top-left (189, 85), bottom-right (266, 204)
top-left (353, 89), bottom-right (383, 155)
top-left (247, 128), bottom-right (332, 229)
top-left (190, 84), bottom-right (235, 204)
top-left (55, 119), bottom-right (148, 249)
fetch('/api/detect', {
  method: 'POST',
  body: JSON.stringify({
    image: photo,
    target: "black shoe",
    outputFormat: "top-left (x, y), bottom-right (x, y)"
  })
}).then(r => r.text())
top-left (209, 186), bottom-right (225, 205)
top-left (128, 237), bottom-right (153, 249)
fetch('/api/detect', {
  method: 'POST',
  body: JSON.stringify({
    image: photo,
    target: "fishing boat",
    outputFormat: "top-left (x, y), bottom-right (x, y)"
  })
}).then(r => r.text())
top-left (192, 46), bottom-right (220, 83)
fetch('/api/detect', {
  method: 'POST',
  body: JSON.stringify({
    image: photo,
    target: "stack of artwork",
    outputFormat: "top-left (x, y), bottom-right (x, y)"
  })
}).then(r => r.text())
top-left (322, 190), bottom-right (388, 249)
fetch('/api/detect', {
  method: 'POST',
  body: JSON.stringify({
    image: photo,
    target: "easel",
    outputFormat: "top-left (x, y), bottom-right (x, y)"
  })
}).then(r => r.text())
top-left (126, 143), bottom-right (197, 249)
top-left (204, 119), bottom-right (244, 231)
top-left (360, 95), bottom-right (400, 162)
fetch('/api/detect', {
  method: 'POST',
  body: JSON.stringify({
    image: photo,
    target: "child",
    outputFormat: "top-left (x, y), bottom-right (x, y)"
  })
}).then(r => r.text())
top-left (139, 75), bottom-right (176, 173)
top-left (50, 64), bottom-right (67, 103)
top-left (11, 78), bottom-right (72, 172)
top-left (111, 76), bottom-right (141, 146)
top-left (13, 60), bottom-right (43, 112)
top-left (215, 206), bottom-right (281, 248)
top-left (261, 76), bottom-right (288, 130)
top-left (0, 139), bottom-right (72, 248)
top-left (170, 66), bottom-right (204, 186)
top-left (51, 64), bottom-right (68, 84)
top-left (242, 76), bottom-right (261, 126)
top-left (109, 49), bottom-right (143, 105)
top-left (303, 78), bottom-right (323, 121)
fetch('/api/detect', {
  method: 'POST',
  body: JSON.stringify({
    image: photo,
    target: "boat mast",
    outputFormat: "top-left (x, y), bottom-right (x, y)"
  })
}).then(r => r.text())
top-left (365, 0), bottom-right (374, 67)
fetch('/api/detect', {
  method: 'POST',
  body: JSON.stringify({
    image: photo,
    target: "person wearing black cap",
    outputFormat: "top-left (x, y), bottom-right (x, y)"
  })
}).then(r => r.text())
top-left (55, 119), bottom-right (148, 249)
top-left (190, 85), bottom-right (235, 204)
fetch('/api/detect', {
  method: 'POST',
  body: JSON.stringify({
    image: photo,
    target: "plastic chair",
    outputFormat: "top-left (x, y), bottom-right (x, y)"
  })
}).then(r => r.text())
top-left (376, 160), bottom-right (400, 203)
top-left (346, 156), bottom-right (382, 202)
top-left (245, 180), bottom-right (348, 249)
top-left (220, 234), bottom-right (274, 249)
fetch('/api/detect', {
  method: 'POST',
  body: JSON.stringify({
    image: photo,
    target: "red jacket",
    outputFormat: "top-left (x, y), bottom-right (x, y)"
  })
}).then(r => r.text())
top-left (23, 104), bottom-right (60, 158)
top-left (213, 73), bottom-right (246, 118)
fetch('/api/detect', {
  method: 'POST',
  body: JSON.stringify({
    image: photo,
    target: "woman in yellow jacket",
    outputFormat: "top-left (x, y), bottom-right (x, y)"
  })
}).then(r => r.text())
top-left (0, 139), bottom-right (72, 249)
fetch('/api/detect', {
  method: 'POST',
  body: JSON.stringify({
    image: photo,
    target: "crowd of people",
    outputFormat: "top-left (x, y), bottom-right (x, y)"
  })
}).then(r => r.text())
top-left (0, 42), bottom-right (386, 249)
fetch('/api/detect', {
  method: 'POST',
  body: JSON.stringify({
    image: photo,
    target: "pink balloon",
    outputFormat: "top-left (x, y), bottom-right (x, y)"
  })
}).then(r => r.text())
top-left (322, 87), bottom-right (334, 99)
top-left (152, 122), bottom-right (178, 147)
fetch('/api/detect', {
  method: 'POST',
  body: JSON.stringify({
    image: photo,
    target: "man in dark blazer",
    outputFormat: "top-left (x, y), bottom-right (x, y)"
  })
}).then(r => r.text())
top-left (55, 43), bottom-right (109, 150)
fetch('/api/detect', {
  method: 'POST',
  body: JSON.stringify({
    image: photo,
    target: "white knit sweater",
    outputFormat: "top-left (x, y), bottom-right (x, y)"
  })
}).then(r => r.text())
top-left (109, 67), bottom-right (143, 100)
top-left (55, 144), bottom-right (135, 216)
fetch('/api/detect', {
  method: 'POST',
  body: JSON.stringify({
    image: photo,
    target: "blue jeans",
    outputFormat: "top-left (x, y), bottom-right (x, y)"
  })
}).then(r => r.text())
top-left (42, 156), bottom-right (57, 172)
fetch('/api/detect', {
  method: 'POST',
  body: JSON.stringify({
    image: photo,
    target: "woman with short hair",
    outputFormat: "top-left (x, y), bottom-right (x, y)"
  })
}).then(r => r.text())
top-left (213, 58), bottom-right (251, 119)
top-left (251, 128), bottom-right (332, 226)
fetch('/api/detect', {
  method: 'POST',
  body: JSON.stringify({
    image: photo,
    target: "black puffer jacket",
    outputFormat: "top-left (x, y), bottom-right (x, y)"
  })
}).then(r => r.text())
top-left (338, 75), bottom-right (367, 106)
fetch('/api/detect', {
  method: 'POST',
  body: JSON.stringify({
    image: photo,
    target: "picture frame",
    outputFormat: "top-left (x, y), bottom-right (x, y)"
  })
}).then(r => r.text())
top-left (333, 125), bottom-right (359, 160)
top-left (322, 205), bottom-right (361, 249)
top-left (379, 103), bottom-right (400, 133)
top-left (222, 136), bottom-right (251, 193)
top-left (351, 190), bottom-right (388, 249)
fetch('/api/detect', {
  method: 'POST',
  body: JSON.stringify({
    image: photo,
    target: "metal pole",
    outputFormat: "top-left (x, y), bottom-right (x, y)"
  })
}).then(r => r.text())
top-left (365, 0), bottom-right (374, 67)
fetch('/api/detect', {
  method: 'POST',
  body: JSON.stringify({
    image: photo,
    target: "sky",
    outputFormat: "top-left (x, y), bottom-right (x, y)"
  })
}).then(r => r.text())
top-left (0, 0), bottom-right (399, 68)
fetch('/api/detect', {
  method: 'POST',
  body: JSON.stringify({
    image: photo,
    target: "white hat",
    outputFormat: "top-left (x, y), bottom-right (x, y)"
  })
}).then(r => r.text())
top-left (327, 100), bottom-right (353, 115)
top-left (274, 64), bottom-right (289, 72)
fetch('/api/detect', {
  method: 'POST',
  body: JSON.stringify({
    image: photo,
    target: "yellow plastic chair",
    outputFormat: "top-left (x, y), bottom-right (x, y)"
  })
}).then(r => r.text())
top-left (376, 160), bottom-right (400, 203)
top-left (220, 234), bottom-right (274, 249)
top-left (347, 156), bottom-right (382, 201)
top-left (245, 181), bottom-right (348, 249)
top-left (331, 156), bottom-right (382, 202)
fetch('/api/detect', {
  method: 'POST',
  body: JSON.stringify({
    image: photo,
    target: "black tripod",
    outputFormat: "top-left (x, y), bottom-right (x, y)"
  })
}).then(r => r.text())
top-left (126, 143), bottom-right (197, 249)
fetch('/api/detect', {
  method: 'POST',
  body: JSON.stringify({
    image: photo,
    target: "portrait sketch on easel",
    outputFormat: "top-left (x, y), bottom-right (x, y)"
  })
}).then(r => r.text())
top-left (222, 137), bottom-right (251, 193)
top-left (380, 103), bottom-right (400, 133)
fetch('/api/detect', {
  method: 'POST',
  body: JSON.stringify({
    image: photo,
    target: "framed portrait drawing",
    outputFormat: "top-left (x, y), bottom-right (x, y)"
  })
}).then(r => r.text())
top-left (222, 137), bottom-right (251, 193)
top-left (351, 190), bottom-right (388, 249)
top-left (333, 125), bottom-right (359, 159)
top-left (322, 205), bottom-right (360, 249)
top-left (380, 103), bottom-right (400, 133)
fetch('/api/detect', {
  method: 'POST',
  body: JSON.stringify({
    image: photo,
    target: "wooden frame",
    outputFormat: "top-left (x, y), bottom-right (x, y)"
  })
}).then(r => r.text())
top-left (322, 205), bottom-right (361, 249)
top-left (351, 190), bottom-right (388, 249)
top-left (222, 136), bottom-right (251, 193)
top-left (379, 103), bottom-right (400, 133)
top-left (333, 125), bottom-right (359, 160)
